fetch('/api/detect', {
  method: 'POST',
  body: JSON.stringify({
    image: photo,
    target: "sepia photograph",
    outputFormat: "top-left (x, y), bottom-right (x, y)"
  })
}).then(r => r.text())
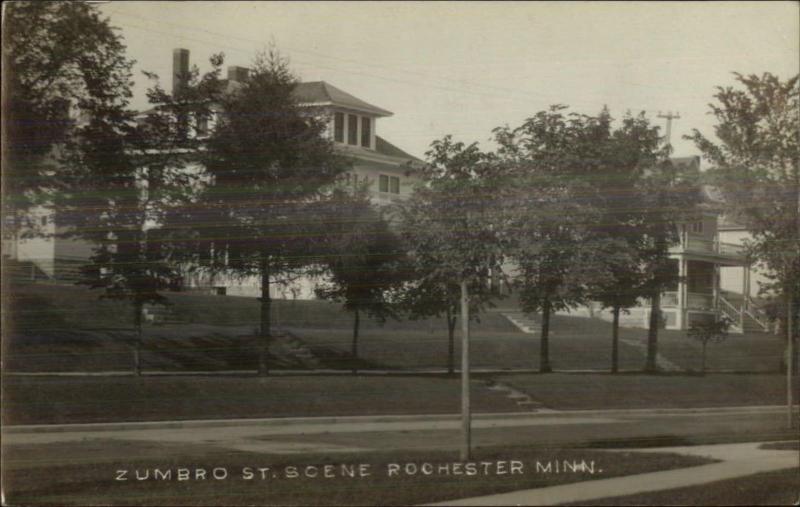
top-left (1, 1), bottom-right (799, 505)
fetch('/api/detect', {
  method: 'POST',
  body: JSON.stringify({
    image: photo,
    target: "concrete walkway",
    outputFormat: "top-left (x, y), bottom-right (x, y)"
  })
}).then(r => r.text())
top-left (425, 442), bottom-right (799, 505)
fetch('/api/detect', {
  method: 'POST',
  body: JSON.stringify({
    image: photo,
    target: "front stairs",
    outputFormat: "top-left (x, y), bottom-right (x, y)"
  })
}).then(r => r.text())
top-left (499, 310), bottom-right (540, 335)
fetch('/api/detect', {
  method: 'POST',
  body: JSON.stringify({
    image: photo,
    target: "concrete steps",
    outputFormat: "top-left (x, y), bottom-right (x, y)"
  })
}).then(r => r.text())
top-left (500, 311), bottom-right (540, 334)
top-left (485, 380), bottom-right (547, 411)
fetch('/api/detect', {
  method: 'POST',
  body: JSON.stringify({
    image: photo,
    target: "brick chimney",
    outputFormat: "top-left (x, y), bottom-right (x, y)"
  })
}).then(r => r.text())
top-left (227, 66), bottom-right (250, 83)
top-left (172, 48), bottom-right (190, 95)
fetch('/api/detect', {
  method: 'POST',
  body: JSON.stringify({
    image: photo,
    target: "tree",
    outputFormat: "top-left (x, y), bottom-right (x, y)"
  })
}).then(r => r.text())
top-left (398, 275), bottom-right (494, 376)
top-left (586, 111), bottom-right (664, 373)
top-left (637, 156), bottom-right (702, 373)
top-left (54, 48), bottom-right (215, 375)
top-left (687, 72), bottom-right (799, 423)
top-left (687, 317), bottom-right (731, 374)
top-left (2, 2), bottom-right (195, 375)
top-left (493, 106), bottom-right (623, 373)
top-left (314, 188), bottom-right (406, 374)
top-left (196, 48), bottom-right (347, 375)
top-left (397, 135), bottom-right (505, 460)
top-left (3, 1), bottom-right (134, 213)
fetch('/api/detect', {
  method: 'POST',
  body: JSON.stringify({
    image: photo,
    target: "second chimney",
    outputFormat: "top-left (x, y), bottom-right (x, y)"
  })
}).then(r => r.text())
top-left (172, 48), bottom-right (190, 95)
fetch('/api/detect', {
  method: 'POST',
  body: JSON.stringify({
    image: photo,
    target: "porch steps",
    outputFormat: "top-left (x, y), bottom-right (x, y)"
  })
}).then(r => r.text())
top-left (500, 311), bottom-right (540, 335)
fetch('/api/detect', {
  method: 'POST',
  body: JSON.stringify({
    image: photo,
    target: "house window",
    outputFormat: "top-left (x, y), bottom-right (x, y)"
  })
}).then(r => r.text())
top-left (361, 117), bottom-right (371, 148)
top-left (690, 221), bottom-right (703, 234)
top-left (334, 112), bottom-right (344, 143)
top-left (378, 175), bottom-right (400, 194)
top-left (347, 114), bottom-right (358, 145)
top-left (40, 216), bottom-right (48, 226)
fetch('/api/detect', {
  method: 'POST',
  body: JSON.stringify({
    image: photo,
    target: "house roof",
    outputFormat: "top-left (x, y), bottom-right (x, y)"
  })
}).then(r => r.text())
top-left (293, 81), bottom-right (393, 117)
top-left (375, 136), bottom-right (422, 163)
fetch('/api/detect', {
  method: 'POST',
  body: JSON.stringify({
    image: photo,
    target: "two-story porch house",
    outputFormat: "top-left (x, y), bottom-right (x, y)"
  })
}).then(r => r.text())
top-left (652, 163), bottom-right (770, 334)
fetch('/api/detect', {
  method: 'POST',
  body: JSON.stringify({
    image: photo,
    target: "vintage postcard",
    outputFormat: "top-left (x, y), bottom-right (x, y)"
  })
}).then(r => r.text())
top-left (2, 1), bottom-right (799, 505)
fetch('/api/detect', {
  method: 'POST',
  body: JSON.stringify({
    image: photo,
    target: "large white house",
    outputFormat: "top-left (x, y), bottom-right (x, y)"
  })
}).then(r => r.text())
top-left (180, 52), bottom-right (425, 298)
top-left (3, 48), bottom-right (423, 299)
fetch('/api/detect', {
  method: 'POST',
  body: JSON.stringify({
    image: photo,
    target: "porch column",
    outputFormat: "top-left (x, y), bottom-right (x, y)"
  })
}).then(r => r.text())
top-left (712, 265), bottom-right (720, 312)
top-left (740, 264), bottom-right (749, 329)
top-left (677, 257), bottom-right (687, 330)
top-left (744, 265), bottom-right (751, 300)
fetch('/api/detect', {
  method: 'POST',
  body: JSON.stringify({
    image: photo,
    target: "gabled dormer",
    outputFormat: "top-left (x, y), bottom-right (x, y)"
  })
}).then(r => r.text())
top-left (293, 81), bottom-right (393, 151)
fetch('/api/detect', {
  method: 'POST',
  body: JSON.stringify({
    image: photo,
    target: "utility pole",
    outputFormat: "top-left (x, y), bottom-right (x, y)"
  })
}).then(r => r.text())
top-left (657, 111), bottom-right (681, 147)
top-left (460, 278), bottom-right (471, 461)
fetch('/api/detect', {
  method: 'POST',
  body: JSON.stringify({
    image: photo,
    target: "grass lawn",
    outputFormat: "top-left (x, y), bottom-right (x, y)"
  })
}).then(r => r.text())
top-left (4, 281), bottom-right (787, 374)
top-left (760, 441), bottom-right (800, 450)
top-left (1, 375), bottom-right (525, 425)
top-left (1, 441), bottom-right (715, 506)
top-left (490, 372), bottom-right (800, 410)
top-left (574, 468), bottom-right (800, 506)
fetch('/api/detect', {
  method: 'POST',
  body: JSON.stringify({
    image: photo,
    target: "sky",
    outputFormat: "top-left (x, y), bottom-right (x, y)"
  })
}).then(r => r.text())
top-left (99, 1), bottom-right (799, 162)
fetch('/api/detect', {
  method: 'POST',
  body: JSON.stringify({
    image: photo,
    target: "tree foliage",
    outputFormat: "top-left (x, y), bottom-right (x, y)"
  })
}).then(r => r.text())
top-left (186, 48), bottom-right (348, 374)
top-left (687, 316), bottom-right (732, 373)
top-left (53, 36), bottom-right (217, 374)
top-left (3, 1), bottom-right (134, 212)
top-left (314, 188), bottom-right (406, 372)
top-left (494, 107), bottom-right (624, 372)
top-left (397, 136), bottom-right (505, 373)
top-left (687, 72), bottom-right (800, 344)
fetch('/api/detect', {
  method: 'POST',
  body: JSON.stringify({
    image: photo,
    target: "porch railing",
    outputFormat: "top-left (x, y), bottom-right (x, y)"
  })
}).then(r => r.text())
top-left (718, 296), bottom-right (741, 327)
top-left (661, 291), bottom-right (678, 307)
top-left (682, 236), bottom-right (745, 257)
top-left (717, 294), bottom-right (771, 332)
top-left (660, 291), bottom-right (714, 310)
top-left (743, 297), bottom-right (771, 332)
top-left (687, 292), bottom-right (714, 310)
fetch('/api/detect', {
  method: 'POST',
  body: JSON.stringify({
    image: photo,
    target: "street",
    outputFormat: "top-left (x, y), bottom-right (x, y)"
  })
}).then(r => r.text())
top-left (4, 405), bottom-right (797, 458)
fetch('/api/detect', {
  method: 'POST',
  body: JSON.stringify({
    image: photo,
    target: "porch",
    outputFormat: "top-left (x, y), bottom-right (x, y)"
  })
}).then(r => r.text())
top-left (660, 256), bottom-right (769, 333)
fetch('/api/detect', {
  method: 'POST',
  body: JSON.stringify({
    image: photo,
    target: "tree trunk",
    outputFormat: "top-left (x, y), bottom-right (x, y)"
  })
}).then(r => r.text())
top-left (645, 291), bottom-right (660, 373)
top-left (133, 301), bottom-right (143, 376)
top-left (701, 341), bottom-right (707, 375)
top-left (351, 308), bottom-right (360, 375)
top-left (446, 305), bottom-right (456, 375)
top-left (611, 306), bottom-right (620, 374)
top-left (787, 293), bottom-right (794, 428)
top-left (540, 298), bottom-right (552, 373)
top-left (258, 256), bottom-right (271, 376)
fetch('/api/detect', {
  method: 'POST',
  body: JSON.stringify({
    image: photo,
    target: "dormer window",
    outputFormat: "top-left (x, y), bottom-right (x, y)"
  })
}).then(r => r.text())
top-left (334, 112), bottom-right (344, 143)
top-left (347, 114), bottom-right (358, 145)
top-left (361, 117), bottom-right (371, 148)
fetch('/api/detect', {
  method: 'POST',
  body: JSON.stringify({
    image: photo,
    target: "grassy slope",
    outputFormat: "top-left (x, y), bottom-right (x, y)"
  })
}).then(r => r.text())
top-left (4, 281), bottom-right (787, 373)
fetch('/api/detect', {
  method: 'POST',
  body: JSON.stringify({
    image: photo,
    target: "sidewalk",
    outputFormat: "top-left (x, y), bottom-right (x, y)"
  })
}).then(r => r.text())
top-left (4, 404), bottom-right (793, 433)
top-left (425, 442), bottom-right (799, 505)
